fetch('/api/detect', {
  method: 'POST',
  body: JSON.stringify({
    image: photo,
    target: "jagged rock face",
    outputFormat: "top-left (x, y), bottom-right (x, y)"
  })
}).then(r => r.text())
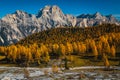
top-left (76, 12), bottom-right (119, 27)
top-left (0, 20), bottom-right (23, 45)
top-left (1, 11), bottom-right (40, 45)
top-left (37, 5), bottom-right (76, 28)
top-left (37, 5), bottom-right (67, 28)
top-left (0, 5), bottom-right (119, 46)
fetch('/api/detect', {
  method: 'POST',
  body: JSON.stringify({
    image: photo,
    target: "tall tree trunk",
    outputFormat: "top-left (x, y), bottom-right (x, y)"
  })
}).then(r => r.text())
top-left (118, 57), bottom-right (120, 66)
top-left (64, 57), bottom-right (69, 70)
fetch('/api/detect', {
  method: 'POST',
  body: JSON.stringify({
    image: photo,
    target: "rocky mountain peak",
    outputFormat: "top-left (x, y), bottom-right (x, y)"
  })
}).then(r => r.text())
top-left (93, 12), bottom-right (103, 19)
top-left (14, 10), bottom-right (32, 18)
top-left (94, 12), bottom-right (101, 16)
top-left (42, 5), bottom-right (61, 13)
top-left (106, 14), bottom-right (118, 22)
top-left (2, 10), bottom-right (31, 21)
top-left (36, 5), bottom-right (63, 18)
top-left (107, 14), bottom-right (114, 17)
top-left (106, 14), bottom-right (115, 19)
top-left (15, 10), bottom-right (25, 14)
top-left (77, 14), bottom-right (92, 18)
top-left (50, 5), bottom-right (62, 13)
top-left (77, 12), bottom-right (103, 19)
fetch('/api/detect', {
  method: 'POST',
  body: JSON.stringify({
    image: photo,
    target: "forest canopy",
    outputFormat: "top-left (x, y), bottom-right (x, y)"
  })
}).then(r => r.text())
top-left (0, 24), bottom-right (120, 67)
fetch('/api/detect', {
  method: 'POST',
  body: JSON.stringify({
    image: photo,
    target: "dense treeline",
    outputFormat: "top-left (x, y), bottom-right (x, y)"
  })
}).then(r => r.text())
top-left (0, 33), bottom-right (120, 67)
top-left (0, 24), bottom-right (120, 68)
top-left (17, 24), bottom-right (120, 46)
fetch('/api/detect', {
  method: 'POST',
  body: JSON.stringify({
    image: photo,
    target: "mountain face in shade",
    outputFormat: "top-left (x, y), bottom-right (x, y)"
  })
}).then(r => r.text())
top-left (0, 5), bottom-right (119, 46)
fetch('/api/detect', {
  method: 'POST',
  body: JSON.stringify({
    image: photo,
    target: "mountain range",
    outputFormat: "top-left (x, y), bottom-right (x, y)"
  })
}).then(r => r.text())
top-left (0, 5), bottom-right (120, 46)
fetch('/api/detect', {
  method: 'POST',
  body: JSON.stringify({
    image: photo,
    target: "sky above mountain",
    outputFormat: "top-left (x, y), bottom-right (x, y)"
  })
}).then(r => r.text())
top-left (0, 0), bottom-right (120, 19)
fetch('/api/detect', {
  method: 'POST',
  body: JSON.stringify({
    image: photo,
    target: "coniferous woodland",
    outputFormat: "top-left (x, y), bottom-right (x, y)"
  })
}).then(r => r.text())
top-left (0, 24), bottom-right (120, 68)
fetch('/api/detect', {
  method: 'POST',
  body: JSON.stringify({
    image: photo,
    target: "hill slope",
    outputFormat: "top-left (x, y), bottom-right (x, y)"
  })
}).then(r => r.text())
top-left (17, 24), bottom-right (120, 46)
